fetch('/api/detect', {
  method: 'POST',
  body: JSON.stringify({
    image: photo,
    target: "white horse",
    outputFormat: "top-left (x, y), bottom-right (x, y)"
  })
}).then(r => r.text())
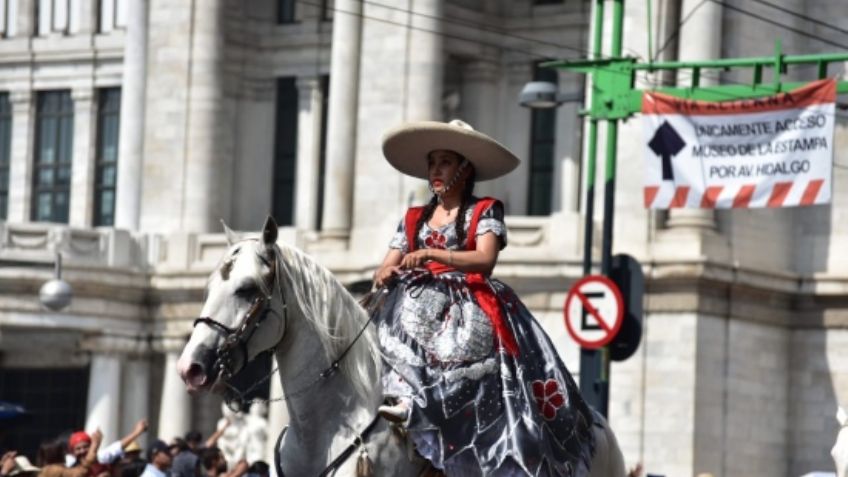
top-left (178, 217), bottom-right (627, 476)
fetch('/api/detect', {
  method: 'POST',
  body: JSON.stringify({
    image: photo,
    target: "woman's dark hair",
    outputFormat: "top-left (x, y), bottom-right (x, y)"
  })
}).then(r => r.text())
top-left (36, 438), bottom-right (67, 466)
top-left (453, 167), bottom-right (476, 246)
top-left (413, 153), bottom-right (476, 248)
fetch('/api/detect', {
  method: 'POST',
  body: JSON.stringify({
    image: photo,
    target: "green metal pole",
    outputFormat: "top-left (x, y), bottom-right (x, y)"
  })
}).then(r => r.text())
top-left (600, 0), bottom-right (625, 419)
top-left (601, 0), bottom-right (624, 271)
top-left (581, 0), bottom-right (605, 279)
top-left (582, 119), bottom-right (598, 278)
top-left (579, 0), bottom-right (611, 417)
top-left (592, 0), bottom-right (605, 60)
top-left (611, 0), bottom-right (624, 57)
top-left (601, 119), bottom-right (618, 275)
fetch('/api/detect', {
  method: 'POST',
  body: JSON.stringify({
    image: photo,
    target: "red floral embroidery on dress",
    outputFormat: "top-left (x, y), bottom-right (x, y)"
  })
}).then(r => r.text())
top-left (532, 379), bottom-right (566, 421)
top-left (424, 231), bottom-right (448, 249)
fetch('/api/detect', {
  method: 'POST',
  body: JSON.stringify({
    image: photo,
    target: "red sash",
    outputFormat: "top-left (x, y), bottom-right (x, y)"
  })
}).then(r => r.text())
top-left (403, 198), bottom-right (519, 356)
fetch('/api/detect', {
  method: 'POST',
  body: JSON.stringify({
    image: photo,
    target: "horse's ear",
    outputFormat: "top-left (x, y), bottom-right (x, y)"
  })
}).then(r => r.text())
top-left (221, 219), bottom-right (239, 246)
top-left (262, 216), bottom-right (279, 246)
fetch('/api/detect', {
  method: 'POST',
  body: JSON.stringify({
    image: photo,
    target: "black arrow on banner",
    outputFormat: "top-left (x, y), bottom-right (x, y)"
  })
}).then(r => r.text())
top-left (648, 121), bottom-right (686, 181)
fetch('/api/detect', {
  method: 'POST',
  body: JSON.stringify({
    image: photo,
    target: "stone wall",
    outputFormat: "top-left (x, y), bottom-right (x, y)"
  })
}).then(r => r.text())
top-left (717, 319), bottom-right (789, 476)
top-left (789, 329), bottom-right (847, 476)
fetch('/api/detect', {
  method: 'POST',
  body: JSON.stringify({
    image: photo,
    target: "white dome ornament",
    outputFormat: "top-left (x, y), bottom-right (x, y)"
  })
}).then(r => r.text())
top-left (40, 252), bottom-right (73, 311)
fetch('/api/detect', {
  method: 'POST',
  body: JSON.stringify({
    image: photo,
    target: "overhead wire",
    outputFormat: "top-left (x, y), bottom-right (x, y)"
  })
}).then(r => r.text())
top-left (292, 0), bottom-right (589, 61)
top-left (290, 0), bottom-right (848, 123)
top-left (294, 0), bottom-right (848, 74)
top-left (746, 0), bottom-right (848, 37)
top-left (709, 0), bottom-right (848, 51)
top-left (346, 0), bottom-right (593, 57)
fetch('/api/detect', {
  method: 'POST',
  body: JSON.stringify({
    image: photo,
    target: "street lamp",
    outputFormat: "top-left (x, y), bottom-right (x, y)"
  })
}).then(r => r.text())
top-left (40, 252), bottom-right (73, 311)
top-left (519, 81), bottom-right (583, 109)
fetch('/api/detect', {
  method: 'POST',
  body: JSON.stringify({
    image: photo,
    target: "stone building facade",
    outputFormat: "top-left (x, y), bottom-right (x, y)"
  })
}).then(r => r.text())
top-left (0, 0), bottom-right (846, 475)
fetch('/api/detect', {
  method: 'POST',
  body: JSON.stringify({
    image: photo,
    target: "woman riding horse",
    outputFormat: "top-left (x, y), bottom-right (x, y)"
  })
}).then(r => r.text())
top-left (369, 120), bottom-right (596, 476)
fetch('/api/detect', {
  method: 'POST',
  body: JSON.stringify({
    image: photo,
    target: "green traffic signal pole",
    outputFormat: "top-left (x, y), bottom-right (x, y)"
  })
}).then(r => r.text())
top-left (578, 0), bottom-right (624, 419)
top-left (563, 0), bottom-right (848, 419)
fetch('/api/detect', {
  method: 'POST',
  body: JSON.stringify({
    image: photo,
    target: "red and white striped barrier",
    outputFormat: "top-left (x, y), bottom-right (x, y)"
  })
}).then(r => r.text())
top-left (644, 179), bottom-right (826, 209)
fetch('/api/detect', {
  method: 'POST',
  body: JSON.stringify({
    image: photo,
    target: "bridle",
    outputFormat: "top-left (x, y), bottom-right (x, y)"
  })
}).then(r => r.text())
top-left (193, 292), bottom-right (284, 382)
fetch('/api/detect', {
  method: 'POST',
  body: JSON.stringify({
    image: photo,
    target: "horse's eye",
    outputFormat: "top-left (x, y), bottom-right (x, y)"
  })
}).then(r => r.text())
top-left (234, 283), bottom-right (258, 298)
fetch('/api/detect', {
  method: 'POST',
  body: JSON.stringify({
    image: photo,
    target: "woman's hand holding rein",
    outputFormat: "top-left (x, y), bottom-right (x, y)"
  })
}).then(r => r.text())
top-left (400, 250), bottom-right (431, 269)
top-left (374, 264), bottom-right (401, 287)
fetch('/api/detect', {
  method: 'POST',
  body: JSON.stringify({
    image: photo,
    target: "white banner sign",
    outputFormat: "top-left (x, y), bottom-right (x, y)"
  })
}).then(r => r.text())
top-left (642, 79), bottom-right (835, 209)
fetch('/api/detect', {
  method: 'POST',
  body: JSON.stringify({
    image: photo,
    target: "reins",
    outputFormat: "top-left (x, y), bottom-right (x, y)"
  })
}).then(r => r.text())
top-left (272, 413), bottom-right (383, 477)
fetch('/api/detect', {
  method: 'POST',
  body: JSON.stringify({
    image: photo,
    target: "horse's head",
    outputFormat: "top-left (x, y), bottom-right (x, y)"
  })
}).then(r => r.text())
top-left (177, 217), bottom-right (287, 392)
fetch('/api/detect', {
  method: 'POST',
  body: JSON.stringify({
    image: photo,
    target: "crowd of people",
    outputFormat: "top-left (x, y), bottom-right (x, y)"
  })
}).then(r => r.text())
top-left (0, 419), bottom-right (268, 477)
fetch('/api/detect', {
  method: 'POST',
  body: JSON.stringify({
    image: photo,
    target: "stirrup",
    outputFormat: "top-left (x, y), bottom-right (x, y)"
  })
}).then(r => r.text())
top-left (378, 403), bottom-right (409, 424)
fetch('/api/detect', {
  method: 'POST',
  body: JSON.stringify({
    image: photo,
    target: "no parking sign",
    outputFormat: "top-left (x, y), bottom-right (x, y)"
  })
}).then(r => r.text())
top-left (564, 275), bottom-right (624, 349)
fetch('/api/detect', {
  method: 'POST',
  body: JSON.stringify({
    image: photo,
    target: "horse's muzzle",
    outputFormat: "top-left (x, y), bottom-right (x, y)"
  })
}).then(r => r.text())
top-left (177, 343), bottom-right (219, 392)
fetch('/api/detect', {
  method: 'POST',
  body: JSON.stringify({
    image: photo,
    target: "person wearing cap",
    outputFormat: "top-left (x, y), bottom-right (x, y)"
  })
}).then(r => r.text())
top-left (66, 419), bottom-right (148, 477)
top-left (370, 120), bottom-right (595, 476)
top-left (37, 431), bottom-right (102, 477)
top-left (139, 441), bottom-right (174, 477)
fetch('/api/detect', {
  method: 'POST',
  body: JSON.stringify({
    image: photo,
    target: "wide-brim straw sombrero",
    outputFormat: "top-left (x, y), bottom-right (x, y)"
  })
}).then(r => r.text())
top-left (382, 120), bottom-right (520, 181)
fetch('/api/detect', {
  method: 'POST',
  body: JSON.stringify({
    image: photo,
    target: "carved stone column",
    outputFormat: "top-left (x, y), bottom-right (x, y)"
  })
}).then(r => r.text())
top-left (651, 0), bottom-right (729, 263)
top-left (114, 0), bottom-right (148, 230)
top-left (399, 0), bottom-right (445, 206)
top-left (74, 0), bottom-right (96, 34)
top-left (461, 60), bottom-right (499, 135)
top-left (320, 0), bottom-right (363, 242)
top-left (13, 0), bottom-right (36, 38)
top-left (668, 0), bottom-right (722, 232)
top-left (501, 62), bottom-right (533, 214)
top-left (154, 337), bottom-right (191, 441)
top-left (69, 87), bottom-right (96, 227)
top-left (462, 60), bottom-right (503, 201)
top-left (121, 338), bottom-right (151, 436)
top-left (294, 77), bottom-right (324, 231)
top-left (6, 90), bottom-right (33, 223)
top-left (404, 0), bottom-right (444, 122)
top-left (81, 335), bottom-right (137, 443)
top-left (181, 0), bottom-right (230, 233)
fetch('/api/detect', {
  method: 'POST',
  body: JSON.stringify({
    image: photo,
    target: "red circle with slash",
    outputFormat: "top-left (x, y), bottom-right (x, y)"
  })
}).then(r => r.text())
top-left (564, 275), bottom-right (624, 349)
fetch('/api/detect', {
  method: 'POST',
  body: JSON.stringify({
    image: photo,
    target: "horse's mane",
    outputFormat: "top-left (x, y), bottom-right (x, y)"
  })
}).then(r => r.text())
top-left (269, 241), bottom-right (381, 401)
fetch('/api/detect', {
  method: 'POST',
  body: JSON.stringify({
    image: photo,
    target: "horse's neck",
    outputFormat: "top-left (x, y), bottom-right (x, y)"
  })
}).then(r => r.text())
top-left (274, 305), bottom-right (380, 456)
